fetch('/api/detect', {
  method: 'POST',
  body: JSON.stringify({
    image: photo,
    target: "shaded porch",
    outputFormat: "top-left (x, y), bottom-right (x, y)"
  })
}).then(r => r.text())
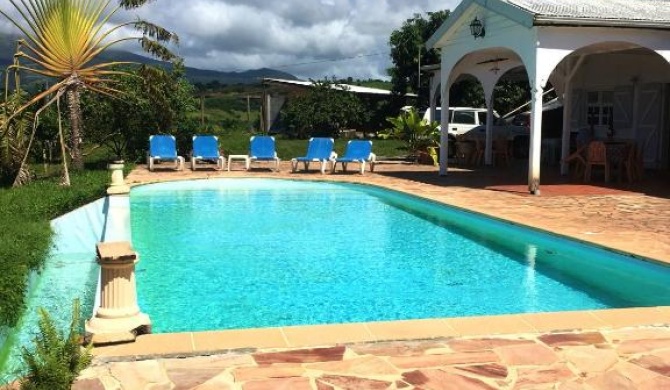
top-left (373, 160), bottom-right (670, 198)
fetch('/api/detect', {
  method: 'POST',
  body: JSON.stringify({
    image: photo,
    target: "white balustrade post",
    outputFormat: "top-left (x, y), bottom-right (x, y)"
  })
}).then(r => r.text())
top-left (85, 241), bottom-right (151, 345)
top-left (107, 160), bottom-right (130, 195)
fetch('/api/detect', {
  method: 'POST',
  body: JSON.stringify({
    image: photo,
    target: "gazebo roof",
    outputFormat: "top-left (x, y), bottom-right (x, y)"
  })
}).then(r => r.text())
top-left (507, 0), bottom-right (670, 25)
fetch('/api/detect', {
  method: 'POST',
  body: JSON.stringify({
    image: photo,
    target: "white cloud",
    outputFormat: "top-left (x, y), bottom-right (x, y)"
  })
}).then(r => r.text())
top-left (1, 0), bottom-right (460, 80)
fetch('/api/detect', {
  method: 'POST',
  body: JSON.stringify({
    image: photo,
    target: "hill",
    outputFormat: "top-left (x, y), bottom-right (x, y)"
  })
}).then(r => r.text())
top-left (0, 34), bottom-right (298, 85)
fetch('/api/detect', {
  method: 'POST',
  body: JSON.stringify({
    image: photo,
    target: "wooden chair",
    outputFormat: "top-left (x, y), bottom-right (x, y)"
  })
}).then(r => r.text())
top-left (454, 141), bottom-right (474, 167)
top-left (633, 144), bottom-right (645, 181)
top-left (492, 138), bottom-right (511, 166)
top-left (621, 143), bottom-right (644, 182)
top-left (562, 144), bottom-right (587, 180)
top-left (584, 141), bottom-right (610, 182)
top-left (471, 139), bottom-right (484, 166)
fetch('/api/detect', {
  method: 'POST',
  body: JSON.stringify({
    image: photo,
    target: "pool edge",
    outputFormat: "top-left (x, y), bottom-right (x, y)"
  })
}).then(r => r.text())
top-left (92, 306), bottom-right (670, 360)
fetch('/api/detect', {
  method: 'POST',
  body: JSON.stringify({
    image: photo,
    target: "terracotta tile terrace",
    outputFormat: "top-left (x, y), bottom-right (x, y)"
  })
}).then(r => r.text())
top-left (74, 161), bottom-right (670, 389)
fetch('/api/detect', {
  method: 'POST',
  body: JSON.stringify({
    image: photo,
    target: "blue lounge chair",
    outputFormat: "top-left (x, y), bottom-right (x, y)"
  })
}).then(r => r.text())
top-left (249, 135), bottom-right (280, 171)
top-left (332, 140), bottom-right (376, 174)
top-left (148, 135), bottom-right (184, 171)
top-left (191, 135), bottom-right (225, 170)
top-left (291, 137), bottom-right (337, 174)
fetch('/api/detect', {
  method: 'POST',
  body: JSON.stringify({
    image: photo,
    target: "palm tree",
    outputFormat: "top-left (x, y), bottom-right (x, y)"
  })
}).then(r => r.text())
top-left (0, 90), bottom-right (32, 184)
top-left (0, 0), bottom-right (178, 185)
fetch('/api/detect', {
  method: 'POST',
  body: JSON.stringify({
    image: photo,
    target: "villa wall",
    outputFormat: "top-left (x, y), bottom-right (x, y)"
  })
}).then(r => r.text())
top-left (51, 197), bottom-right (108, 255)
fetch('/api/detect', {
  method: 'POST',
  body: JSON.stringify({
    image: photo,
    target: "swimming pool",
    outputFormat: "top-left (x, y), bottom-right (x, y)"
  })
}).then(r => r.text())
top-left (131, 179), bottom-right (670, 333)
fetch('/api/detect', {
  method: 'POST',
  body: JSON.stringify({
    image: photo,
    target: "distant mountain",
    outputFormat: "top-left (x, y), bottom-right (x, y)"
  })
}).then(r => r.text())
top-left (0, 34), bottom-right (298, 85)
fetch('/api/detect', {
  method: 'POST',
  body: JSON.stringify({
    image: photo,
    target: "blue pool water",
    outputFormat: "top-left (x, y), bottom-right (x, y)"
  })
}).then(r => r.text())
top-left (131, 179), bottom-right (670, 333)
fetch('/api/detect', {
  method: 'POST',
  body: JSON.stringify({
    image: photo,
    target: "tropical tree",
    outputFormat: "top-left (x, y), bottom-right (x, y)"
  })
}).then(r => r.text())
top-left (0, 0), bottom-right (179, 186)
top-left (83, 63), bottom-right (197, 160)
top-left (0, 91), bottom-right (33, 185)
top-left (388, 10), bottom-right (450, 108)
top-left (282, 78), bottom-right (367, 138)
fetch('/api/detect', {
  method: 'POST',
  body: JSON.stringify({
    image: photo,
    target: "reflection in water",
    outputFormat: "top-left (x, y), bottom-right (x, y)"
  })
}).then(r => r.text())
top-left (523, 244), bottom-right (538, 311)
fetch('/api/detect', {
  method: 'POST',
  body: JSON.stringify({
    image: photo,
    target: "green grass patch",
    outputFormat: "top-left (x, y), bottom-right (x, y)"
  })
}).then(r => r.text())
top-left (213, 131), bottom-right (407, 160)
top-left (0, 169), bottom-right (110, 328)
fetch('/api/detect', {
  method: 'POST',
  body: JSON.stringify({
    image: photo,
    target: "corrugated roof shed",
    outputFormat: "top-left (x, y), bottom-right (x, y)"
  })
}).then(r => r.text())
top-left (263, 78), bottom-right (399, 96)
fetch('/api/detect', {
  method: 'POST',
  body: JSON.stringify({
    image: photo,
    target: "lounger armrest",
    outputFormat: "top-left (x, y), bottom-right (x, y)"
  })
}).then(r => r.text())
top-left (330, 152), bottom-right (338, 160)
top-left (369, 153), bottom-right (376, 162)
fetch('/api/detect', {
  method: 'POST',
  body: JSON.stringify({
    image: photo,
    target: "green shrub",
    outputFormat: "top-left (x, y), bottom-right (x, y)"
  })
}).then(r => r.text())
top-left (384, 108), bottom-right (439, 160)
top-left (20, 299), bottom-right (92, 390)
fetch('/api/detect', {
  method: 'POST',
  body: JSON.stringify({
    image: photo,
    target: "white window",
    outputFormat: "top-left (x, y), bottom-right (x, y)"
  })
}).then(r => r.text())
top-left (587, 91), bottom-right (613, 127)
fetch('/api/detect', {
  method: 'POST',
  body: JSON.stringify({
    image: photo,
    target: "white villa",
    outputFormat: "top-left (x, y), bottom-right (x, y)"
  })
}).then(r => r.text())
top-left (426, 0), bottom-right (670, 194)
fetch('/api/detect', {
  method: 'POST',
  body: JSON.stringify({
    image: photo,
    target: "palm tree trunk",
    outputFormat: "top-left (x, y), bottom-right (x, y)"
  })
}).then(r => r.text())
top-left (57, 94), bottom-right (71, 186)
top-left (67, 86), bottom-right (84, 170)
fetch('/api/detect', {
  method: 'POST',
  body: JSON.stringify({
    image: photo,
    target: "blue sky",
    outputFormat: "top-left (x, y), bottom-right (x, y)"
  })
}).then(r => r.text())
top-left (0, 0), bottom-right (459, 80)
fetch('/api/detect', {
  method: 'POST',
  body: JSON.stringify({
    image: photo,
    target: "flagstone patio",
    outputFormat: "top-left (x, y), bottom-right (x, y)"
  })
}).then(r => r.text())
top-left (74, 325), bottom-right (670, 389)
top-left (70, 161), bottom-right (670, 389)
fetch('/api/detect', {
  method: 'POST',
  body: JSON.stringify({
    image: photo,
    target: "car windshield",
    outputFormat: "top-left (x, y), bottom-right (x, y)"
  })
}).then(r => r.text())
top-left (453, 111), bottom-right (476, 124)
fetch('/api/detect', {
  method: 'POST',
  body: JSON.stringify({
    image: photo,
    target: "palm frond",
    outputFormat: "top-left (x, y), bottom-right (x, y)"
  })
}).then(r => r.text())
top-left (138, 36), bottom-right (178, 62)
top-left (8, 81), bottom-right (64, 122)
top-left (119, 0), bottom-right (155, 9)
top-left (134, 19), bottom-right (179, 44)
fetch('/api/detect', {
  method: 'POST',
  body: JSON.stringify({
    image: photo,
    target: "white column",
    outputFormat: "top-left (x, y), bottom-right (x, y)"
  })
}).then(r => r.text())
top-left (107, 161), bottom-right (129, 195)
top-left (103, 166), bottom-right (132, 243)
top-left (485, 94), bottom-right (494, 166)
top-left (439, 88), bottom-right (450, 175)
top-left (528, 85), bottom-right (544, 195)
top-left (560, 84), bottom-right (573, 175)
top-left (429, 74), bottom-right (438, 124)
top-left (560, 55), bottom-right (584, 175)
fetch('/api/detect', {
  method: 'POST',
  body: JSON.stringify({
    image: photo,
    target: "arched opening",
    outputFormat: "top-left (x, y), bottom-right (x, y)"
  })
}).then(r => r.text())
top-left (551, 41), bottom-right (670, 176)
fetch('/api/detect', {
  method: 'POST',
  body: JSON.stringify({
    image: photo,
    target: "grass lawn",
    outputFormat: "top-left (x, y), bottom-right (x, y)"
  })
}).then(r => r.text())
top-left (211, 131), bottom-right (408, 160)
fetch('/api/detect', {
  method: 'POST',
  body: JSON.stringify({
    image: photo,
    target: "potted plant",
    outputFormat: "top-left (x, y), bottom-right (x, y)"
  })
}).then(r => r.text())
top-left (385, 108), bottom-right (440, 164)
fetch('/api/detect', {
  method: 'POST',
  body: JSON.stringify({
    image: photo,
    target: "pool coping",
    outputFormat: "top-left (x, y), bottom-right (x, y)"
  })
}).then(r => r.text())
top-left (92, 170), bottom-right (670, 359)
top-left (92, 307), bottom-right (670, 360)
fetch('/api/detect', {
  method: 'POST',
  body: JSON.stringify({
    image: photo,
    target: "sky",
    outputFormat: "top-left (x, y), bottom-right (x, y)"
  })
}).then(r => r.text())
top-left (0, 0), bottom-right (460, 81)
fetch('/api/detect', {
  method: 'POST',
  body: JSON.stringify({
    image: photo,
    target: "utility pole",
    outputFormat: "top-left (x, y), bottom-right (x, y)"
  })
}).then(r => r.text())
top-left (417, 44), bottom-right (421, 97)
top-left (200, 94), bottom-right (205, 128)
top-left (247, 95), bottom-right (251, 131)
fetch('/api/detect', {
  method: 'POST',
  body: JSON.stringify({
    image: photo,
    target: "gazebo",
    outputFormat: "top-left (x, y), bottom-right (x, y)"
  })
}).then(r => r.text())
top-left (426, 0), bottom-right (670, 194)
